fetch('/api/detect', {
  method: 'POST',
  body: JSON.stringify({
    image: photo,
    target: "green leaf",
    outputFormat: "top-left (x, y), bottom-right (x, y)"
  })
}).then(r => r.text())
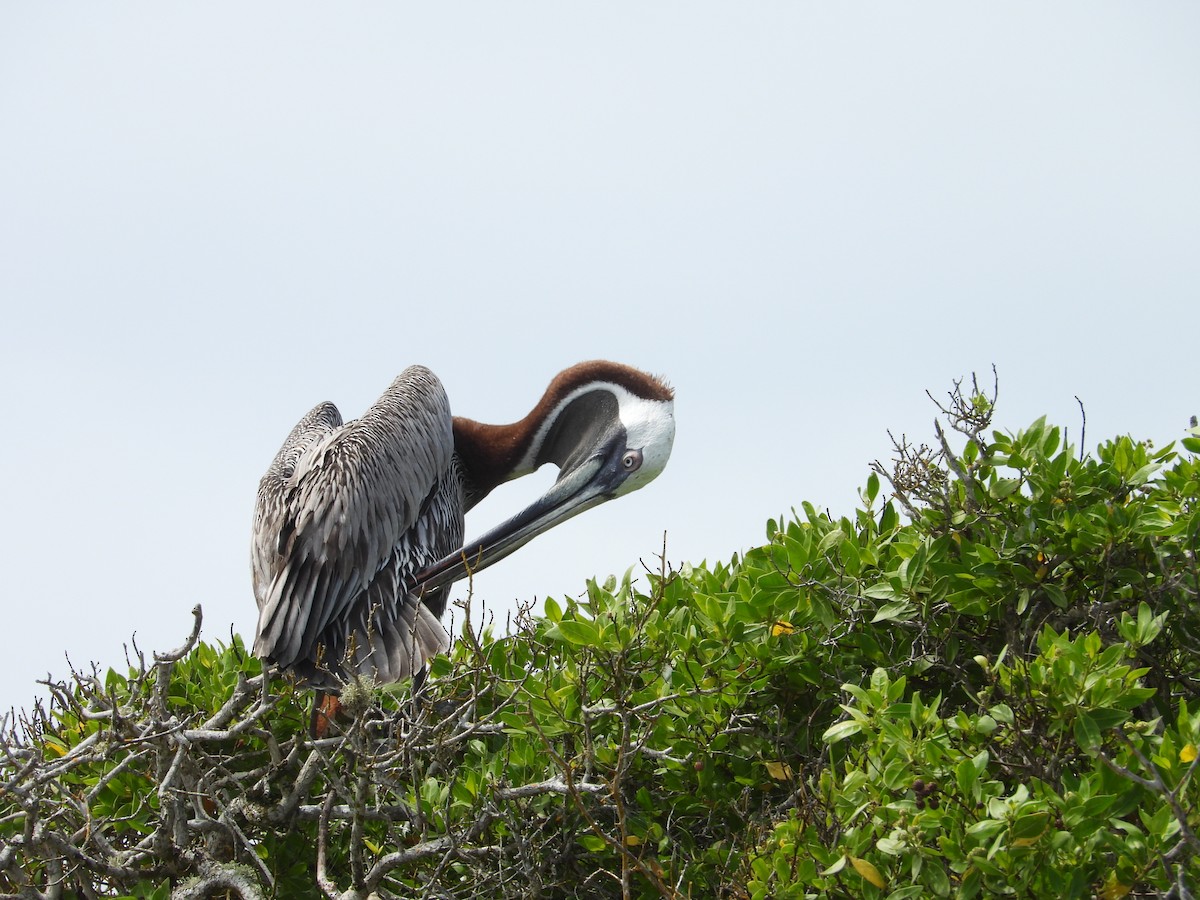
top-left (955, 757), bottom-right (978, 794)
top-left (879, 500), bottom-right (898, 532)
top-left (990, 477), bottom-right (1022, 499)
top-left (866, 471), bottom-right (880, 505)
top-left (817, 528), bottom-right (844, 556)
top-left (1137, 601), bottom-right (1166, 645)
top-left (975, 715), bottom-right (998, 736)
top-left (925, 860), bottom-right (951, 897)
top-left (966, 819), bottom-right (1005, 841)
top-left (578, 835), bottom-right (607, 852)
top-left (1011, 812), bottom-right (1050, 842)
top-left (821, 856), bottom-right (848, 876)
top-left (823, 720), bottom-right (863, 744)
top-left (1074, 711), bottom-right (1102, 750)
top-left (552, 619), bottom-right (599, 646)
top-left (871, 600), bottom-right (912, 624)
top-left (863, 583), bottom-right (903, 601)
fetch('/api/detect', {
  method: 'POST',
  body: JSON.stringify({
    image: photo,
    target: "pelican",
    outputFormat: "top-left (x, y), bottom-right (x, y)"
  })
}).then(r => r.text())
top-left (251, 361), bottom-right (675, 693)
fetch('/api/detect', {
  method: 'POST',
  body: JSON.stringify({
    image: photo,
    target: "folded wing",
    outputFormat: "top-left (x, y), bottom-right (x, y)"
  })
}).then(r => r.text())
top-left (251, 365), bottom-right (463, 687)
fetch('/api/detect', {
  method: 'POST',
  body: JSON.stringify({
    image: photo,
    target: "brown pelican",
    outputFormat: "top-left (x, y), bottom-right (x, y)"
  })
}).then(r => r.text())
top-left (251, 361), bottom-right (675, 693)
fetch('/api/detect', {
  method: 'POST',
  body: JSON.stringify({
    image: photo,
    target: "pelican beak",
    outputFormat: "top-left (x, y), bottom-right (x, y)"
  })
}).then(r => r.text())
top-left (412, 438), bottom-right (623, 594)
top-left (412, 411), bottom-right (672, 594)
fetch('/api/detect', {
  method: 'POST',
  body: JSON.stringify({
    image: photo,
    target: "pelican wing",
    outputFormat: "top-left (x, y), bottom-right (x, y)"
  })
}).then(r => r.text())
top-left (252, 365), bottom-right (459, 685)
top-left (250, 399), bottom-right (343, 612)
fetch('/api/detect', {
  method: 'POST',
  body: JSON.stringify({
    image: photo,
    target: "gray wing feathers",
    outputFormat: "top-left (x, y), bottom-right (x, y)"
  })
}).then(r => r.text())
top-left (251, 366), bottom-right (459, 686)
top-left (250, 401), bottom-right (343, 613)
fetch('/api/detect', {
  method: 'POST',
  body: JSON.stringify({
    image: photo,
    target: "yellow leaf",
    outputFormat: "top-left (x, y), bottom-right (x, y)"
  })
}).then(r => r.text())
top-left (850, 856), bottom-right (886, 889)
top-left (1181, 743), bottom-right (1197, 763)
top-left (772, 621), bottom-right (794, 636)
top-left (1100, 872), bottom-right (1132, 900)
top-left (765, 761), bottom-right (793, 780)
top-left (624, 834), bottom-right (642, 847)
top-left (42, 738), bottom-right (68, 759)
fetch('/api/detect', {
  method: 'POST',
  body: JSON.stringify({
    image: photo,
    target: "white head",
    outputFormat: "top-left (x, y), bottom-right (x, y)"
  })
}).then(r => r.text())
top-left (416, 361), bottom-right (675, 591)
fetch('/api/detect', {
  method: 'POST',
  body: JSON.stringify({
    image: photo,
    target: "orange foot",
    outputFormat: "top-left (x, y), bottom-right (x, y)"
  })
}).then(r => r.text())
top-left (311, 692), bottom-right (343, 738)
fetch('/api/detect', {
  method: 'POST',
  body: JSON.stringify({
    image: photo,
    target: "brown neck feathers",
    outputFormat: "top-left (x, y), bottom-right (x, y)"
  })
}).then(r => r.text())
top-left (452, 360), bottom-right (672, 505)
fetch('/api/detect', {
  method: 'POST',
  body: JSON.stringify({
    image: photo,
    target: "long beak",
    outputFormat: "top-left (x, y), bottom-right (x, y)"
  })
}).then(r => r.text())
top-left (411, 453), bottom-right (620, 596)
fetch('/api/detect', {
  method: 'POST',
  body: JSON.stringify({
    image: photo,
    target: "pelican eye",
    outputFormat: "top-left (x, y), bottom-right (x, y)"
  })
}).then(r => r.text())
top-left (621, 449), bottom-right (642, 471)
top-left (281, 464), bottom-right (295, 479)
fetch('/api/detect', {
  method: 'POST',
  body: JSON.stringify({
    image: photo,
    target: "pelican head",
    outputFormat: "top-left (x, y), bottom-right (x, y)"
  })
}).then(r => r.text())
top-left (414, 361), bottom-right (674, 592)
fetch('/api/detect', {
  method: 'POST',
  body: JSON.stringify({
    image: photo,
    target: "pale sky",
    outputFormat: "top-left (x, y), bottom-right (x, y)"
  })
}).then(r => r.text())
top-left (2, 4), bottom-right (1197, 714)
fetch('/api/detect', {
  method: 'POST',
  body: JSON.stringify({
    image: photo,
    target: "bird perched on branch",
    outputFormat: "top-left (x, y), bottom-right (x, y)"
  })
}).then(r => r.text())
top-left (251, 361), bottom-right (675, 721)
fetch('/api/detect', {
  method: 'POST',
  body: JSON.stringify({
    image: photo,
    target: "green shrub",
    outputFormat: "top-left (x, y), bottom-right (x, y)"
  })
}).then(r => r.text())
top-left (4, 379), bottom-right (1198, 898)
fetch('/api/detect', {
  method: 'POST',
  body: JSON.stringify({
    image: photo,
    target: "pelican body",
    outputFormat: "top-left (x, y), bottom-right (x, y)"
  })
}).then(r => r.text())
top-left (252, 361), bottom-right (674, 689)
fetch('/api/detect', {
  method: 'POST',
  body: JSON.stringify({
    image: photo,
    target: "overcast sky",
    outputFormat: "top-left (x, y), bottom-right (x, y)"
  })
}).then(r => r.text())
top-left (2, 4), bottom-right (1197, 714)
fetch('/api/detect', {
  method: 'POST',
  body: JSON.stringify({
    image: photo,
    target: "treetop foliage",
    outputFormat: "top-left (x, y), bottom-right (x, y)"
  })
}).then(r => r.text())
top-left (3, 375), bottom-right (1200, 899)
